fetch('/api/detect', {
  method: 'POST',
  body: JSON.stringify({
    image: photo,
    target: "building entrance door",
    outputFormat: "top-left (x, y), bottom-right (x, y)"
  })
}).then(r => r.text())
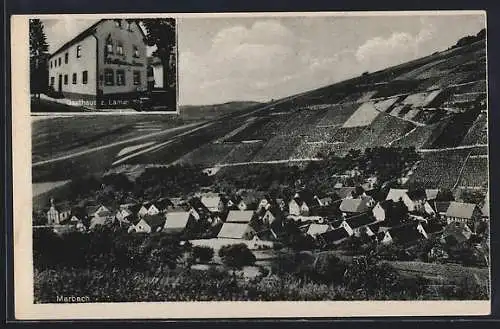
top-left (58, 74), bottom-right (62, 92)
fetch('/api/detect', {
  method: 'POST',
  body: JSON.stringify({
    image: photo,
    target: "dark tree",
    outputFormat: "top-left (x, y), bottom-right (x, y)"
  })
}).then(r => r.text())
top-left (141, 18), bottom-right (176, 109)
top-left (29, 19), bottom-right (49, 99)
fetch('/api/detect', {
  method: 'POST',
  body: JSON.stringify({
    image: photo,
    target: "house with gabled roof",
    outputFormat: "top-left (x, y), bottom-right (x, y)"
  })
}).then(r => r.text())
top-left (306, 224), bottom-right (332, 239)
top-left (386, 188), bottom-right (435, 215)
top-left (339, 198), bottom-right (371, 216)
top-left (188, 197), bottom-right (211, 220)
top-left (261, 207), bottom-right (283, 226)
top-left (333, 187), bottom-right (357, 200)
top-left (288, 190), bottom-right (322, 216)
top-left (372, 199), bottom-right (408, 224)
top-left (132, 214), bottom-right (166, 233)
top-left (163, 211), bottom-right (196, 234)
top-left (226, 210), bottom-right (256, 224)
top-left (201, 195), bottom-right (226, 213)
top-left (217, 222), bottom-right (256, 240)
top-left (317, 226), bottom-right (353, 246)
top-left (380, 222), bottom-right (428, 245)
top-left (443, 201), bottom-right (481, 226)
top-left (344, 213), bottom-right (379, 237)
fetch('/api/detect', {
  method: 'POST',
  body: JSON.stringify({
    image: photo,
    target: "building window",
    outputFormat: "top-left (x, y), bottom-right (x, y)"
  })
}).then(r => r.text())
top-left (72, 73), bottom-right (77, 84)
top-left (117, 42), bottom-right (124, 56)
top-left (133, 45), bottom-right (139, 58)
top-left (104, 69), bottom-right (114, 86)
top-left (64, 74), bottom-right (68, 85)
top-left (116, 70), bottom-right (126, 86)
top-left (82, 70), bottom-right (88, 84)
top-left (76, 45), bottom-right (82, 58)
top-left (58, 57), bottom-right (61, 66)
top-left (65, 52), bottom-right (68, 64)
top-left (106, 39), bottom-right (113, 54)
top-left (133, 70), bottom-right (141, 85)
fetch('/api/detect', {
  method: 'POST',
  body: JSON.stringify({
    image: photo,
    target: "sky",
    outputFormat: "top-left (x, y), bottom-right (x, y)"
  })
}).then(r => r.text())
top-left (41, 14), bottom-right (485, 106)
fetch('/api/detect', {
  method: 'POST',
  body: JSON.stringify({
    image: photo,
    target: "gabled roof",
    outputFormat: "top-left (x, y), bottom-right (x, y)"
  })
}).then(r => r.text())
top-left (142, 214), bottom-right (166, 230)
top-left (201, 196), bottom-right (222, 209)
top-left (386, 223), bottom-right (426, 244)
top-left (226, 210), bottom-right (255, 223)
top-left (164, 211), bottom-right (192, 232)
top-left (345, 213), bottom-right (377, 229)
top-left (306, 224), bottom-right (331, 236)
top-left (49, 19), bottom-right (147, 58)
top-left (339, 198), bottom-right (370, 213)
top-left (217, 222), bottom-right (253, 239)
top-left (386, 188), bottom-right (409, 202)
top-left (318, 227), bottom-right (351, 244)
top-left (445, 202), bottom-right (477, 219)
top-left (407, 189), bottom-right (427, 201)
top-left (89, 216), bottom-right (108, 230)
top-left (155, 198), bottom-right (174, 210)
top-left (434, 201), bottom-right (451, 214)
top-left (293, 189), bottom-right (321, 207)
top-left (255, 229), bottom-right (278, 241)
top-left (425, 189), bottom-right (440, 201)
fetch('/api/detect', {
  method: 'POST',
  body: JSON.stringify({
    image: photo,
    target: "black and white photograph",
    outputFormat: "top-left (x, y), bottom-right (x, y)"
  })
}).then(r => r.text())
top-left (13, 11), bottom-right (490, 318)
top-left (29, 17), bottom-right (177, 112)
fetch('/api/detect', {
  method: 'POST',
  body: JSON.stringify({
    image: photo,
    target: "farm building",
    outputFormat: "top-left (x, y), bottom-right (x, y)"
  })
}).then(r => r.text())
top-left (344, 213), bottom-right (379, 237)
top-left (442, 202), bottom-right (482, 226)
top-left (164, 211), bottom-right (196, 234)
top-left (217, 222), bottom-right (256, 240)
top-left (47, 19), bottom-right (149, 109)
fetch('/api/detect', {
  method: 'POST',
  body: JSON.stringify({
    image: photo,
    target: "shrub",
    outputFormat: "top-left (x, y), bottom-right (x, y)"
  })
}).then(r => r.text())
top-left (218, 243), bottom-right (256, 269)
top-left (313, 253), bottom-right (347, 284)
top-left (191, 246), bottom-right (214, 263)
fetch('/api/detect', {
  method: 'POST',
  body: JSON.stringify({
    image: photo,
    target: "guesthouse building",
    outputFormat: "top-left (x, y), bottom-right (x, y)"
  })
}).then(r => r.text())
top-left (47, 19), bottom-right (149, 109)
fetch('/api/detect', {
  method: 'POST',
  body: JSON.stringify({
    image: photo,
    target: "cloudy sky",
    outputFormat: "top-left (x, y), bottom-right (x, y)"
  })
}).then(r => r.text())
top-left (41, 14), bottom-right (485, 106)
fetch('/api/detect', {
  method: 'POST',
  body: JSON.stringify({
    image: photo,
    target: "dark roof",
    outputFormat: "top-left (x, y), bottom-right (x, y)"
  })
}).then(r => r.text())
top-left (50, 19), bottom-right (147, 58)
top-left (188, 197), bottom-right (210, 215)
top-left (434, 201), bottom-right (451, 214)
top-left (142, 214), bottom-right (166, 230)
top-left (294, 189), bottom-right (321, 207)
top-left (345, 213), bottom-right (377, 229)
top-left (155, 198), bottom-right (174, 210)
top-left (256, 229), bottom-right (278, 241)
top-left (386, 223), bottom-right (426, 244)
top-left (407, 189), bottom-right (427, 201)
top-left (318, 227), bottom-right (351, 244)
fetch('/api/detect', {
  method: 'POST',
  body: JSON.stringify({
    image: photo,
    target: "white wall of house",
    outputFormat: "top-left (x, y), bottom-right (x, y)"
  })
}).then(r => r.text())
top-left (153, 64), bottom-right (164, 88)
top-left (49, 35), bottom-right (97, 96)
top-left (372, 203), bottom-right (385, 222)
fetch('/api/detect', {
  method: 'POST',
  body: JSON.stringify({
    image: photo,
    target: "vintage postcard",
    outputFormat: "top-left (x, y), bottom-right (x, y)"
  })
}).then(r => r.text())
top-left (12, 11), bottom-right (490, 319)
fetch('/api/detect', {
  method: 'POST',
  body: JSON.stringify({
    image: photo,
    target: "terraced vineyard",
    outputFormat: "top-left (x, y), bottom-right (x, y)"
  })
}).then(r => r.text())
top-left (458, 157), bottom-right (489, 188)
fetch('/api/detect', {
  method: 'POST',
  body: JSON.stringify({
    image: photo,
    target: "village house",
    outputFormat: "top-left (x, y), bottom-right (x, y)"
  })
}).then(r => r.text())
top-left (47, 19), bottom-right (149, 109)
top-left (261, 207), bottom-right (282, 226)
top-left (306, 223), bottom-right (332, 239)
top-left (380, 222), bottom-right (428, 245)
top-left (164, 211), bottom-right (196, 234)
top-left (236, 194), bottom-right (261, 211)
top-left (288, 190), bottom-right (322, 216)
top-left (188, 197), bottom-right (211, 221)
top-left (317, 226), bottom-right (353, 247)
top-left (201, 195), bottom-right (227, 213)
top-left (442, 201), bottom-right (482, 226)
top-left (372, 199), bottom-right (408, 224)
top-left (131, 214), bottom-right (166, 233)
top-left (386, 188), bottom-right (435, 215)
top-left (339, 198), bottom-right (372, 217)
top-left (217, 222), bottom-right (256, 240)
top-left (344, 213), bottom-right (379, 238)
top-left (46, 198), bottom-right (71, 225)
top-left (226, 210), bottom-right (256, 224)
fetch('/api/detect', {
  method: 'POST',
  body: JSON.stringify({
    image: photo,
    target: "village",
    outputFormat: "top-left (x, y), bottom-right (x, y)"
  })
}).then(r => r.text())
top-left (36, 163), bottom-right (490, 269)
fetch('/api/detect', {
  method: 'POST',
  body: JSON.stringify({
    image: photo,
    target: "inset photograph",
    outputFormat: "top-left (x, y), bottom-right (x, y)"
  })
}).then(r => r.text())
top-left (29, 18), bottom-right (177, 112)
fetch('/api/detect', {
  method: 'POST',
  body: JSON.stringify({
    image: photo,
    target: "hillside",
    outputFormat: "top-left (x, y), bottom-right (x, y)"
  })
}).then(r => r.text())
top-left (33, 30), bottom-right (488, 190)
